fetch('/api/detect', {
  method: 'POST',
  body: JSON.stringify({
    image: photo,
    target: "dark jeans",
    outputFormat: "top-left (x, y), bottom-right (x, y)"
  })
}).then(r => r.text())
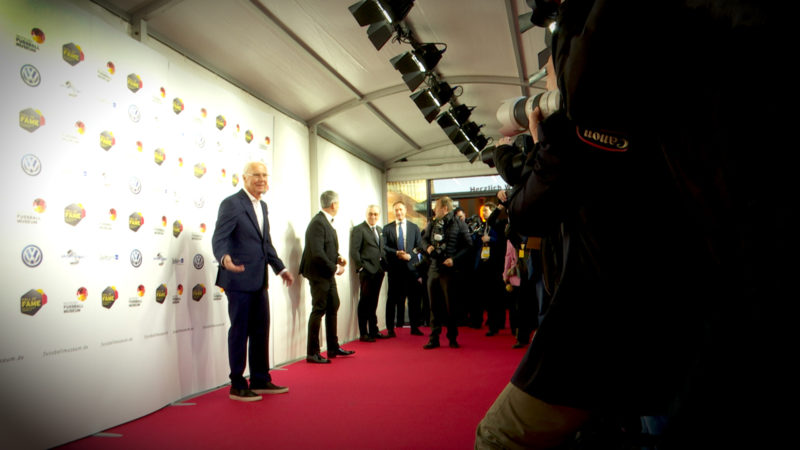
top-left (227, 288), bottom-right (271, 390)
top-left (357, 270), bottom-right (384, 336)
top-left (427, 268), bottom-right (458, 341)
top-left (306, 277), bottom-right (340, 355)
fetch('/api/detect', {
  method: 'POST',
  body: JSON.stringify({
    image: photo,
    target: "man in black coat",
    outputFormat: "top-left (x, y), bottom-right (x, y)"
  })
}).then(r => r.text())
top-left (212, 161), bottom-right (294, 402)
top-left (350, 205), bottom-right (387, 342)
top-left (300, 190), bottom-right (354, 364)
top-left (382, 201), bottom-right (424, 337)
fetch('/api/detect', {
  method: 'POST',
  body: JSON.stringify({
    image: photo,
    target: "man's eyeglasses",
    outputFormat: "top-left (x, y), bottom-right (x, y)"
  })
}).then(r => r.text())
top-left (246, 173), bottom-right (268, 179)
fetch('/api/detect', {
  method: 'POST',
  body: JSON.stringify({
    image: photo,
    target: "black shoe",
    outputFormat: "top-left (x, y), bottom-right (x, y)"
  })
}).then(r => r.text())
top-left (306, 353), bottom-right (330, 364)
top-left (372, 333), bottom-right (389, 339)
top-left (486, 330), bottom-right (497, 336)
top-left (423, 340), bottom-right (440, 350)
top-left (449, 340), bottom-right (460, 348)
top-left (250, 381), bottom-right (289, 395)
top-left (387, 330), bottom-right (397, 338)
top-left (328, 347), bottom-right (355, 358)
top-left (360, 335), bottom-right (376, 342)
top-left (512, 341), bottom-right (527, 349)
top-left (229, 387), bottom-right (262, 402)
top-left (410, 328), bottom-right (424, 336)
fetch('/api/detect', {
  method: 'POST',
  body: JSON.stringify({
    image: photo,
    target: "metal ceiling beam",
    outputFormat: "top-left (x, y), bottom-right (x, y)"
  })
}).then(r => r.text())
top-left (504, 0), bottom-right (530, 98)
top-left (130, 0), bottom-right (185, 22)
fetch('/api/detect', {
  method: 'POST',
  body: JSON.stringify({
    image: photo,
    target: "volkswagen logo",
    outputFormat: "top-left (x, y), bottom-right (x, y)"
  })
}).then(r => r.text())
top-left (130, 249), bottom-right (143, 268)
top-left (129, 176), bottom-right (142, 194)
top-left (192, 254), bottom-right (204, 270)
top-left (22, 245), bottom-right (43, 267)
top-left (20, 64), bottom-right (41, 87)
top-left (128, 104), bottom-right (141, 122)
top-left (21, 154), bottom-right (41, 176)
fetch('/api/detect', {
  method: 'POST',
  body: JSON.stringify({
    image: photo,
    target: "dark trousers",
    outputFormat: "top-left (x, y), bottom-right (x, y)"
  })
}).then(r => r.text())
top-left (227, 288), bottom-right (271, 390)
top-left (357, 270), bottom-right (384, 336)
top-left (387, 269), bottom-right (422, 330)
top-left (307, 277), bottom-right (340, 355)
top-left (427, 268), bottom-right (458, 341)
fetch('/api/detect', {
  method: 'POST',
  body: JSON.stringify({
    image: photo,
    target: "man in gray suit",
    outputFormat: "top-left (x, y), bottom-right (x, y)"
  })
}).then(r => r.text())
top-left (300, 190), bottom-right (355, 364)
top-left (350, 205), bottom-right (387, 342)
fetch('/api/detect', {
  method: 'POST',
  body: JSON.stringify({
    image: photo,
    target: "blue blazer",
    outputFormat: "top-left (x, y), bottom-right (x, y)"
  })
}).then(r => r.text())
top-left (212, 189), bottom-right (286, 292)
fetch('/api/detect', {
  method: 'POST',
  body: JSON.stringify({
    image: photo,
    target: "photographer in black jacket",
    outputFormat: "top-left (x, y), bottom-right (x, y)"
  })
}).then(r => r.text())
top-left (421, 196), bottom-right (473, 349)
top-left (476, 1), bottom-right (789, 448)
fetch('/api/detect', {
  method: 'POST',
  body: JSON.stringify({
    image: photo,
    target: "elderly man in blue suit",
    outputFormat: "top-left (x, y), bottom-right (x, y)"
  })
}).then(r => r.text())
top-left (212, 161), bottom-right (294, 402)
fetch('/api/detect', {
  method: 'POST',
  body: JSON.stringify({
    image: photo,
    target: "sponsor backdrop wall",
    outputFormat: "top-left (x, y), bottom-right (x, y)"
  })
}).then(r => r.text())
top-left (0, 1), bottom-right (383, 448)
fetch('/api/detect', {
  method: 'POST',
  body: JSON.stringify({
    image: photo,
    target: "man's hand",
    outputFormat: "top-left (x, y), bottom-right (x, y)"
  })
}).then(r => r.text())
top-left (497, 189), bottom-right (508, 203)
top-left (528, 106), bottom-right (544, 144)
top-left (426, 245), bottom-right (435, 254)
top-left (481, 235), bottom-right (491, 244)
top-left (337, 256), bottom-right (347, 267)
top-left (443, 258), bottom-right (454, 267)
top-left (222, 255), bottom-right (245, 273)
top-left (335, 264), bottom-right (345, 276)
top-left (397, 250), bottom-right (412, 261)
top-left (280, 271), bottom-right (294, 287)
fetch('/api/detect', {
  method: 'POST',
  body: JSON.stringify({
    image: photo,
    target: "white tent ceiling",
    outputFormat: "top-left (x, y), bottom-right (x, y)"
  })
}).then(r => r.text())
top-left (92, 0), bottom-right (549, 173)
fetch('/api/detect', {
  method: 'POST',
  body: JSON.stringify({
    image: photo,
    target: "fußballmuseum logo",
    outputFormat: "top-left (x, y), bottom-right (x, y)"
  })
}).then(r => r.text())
top-left (216, 114), bottom-right (226, 130)
top-left (62, 42), bottom-right (84, 66)
top-left (20, 64), bottom-right (41, 87)
top-left (19, 108), bottom-right (44, 132)
top-left (21, 289), bottom-right (47, 316)
top-left (192, 284), bottom-right (206, 301)
top-left (101, 286), bottom-right (118, 309)
top-left (21, 244), bottom-right (42, 268)
top-left (21, 154), bottom-right (41, 176)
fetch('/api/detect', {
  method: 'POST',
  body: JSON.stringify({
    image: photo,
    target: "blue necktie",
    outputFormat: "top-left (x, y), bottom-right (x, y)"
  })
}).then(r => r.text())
top-left (398, 222), bottom-right (404, 252)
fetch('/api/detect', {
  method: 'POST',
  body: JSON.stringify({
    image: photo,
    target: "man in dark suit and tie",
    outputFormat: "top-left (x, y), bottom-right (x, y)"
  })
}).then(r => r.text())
top-left (350, 205), bottom-right (387, 342)
top-left (212, 161), bottom-right (294, 402)
top-left (383, 201), bottom-right (424, 337)
top-left (300, 190), bottom-right (355, 364)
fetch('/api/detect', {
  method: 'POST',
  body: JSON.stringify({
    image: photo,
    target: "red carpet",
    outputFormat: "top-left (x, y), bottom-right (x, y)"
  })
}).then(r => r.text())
top-left (58, 325), bottom-right (525, 450)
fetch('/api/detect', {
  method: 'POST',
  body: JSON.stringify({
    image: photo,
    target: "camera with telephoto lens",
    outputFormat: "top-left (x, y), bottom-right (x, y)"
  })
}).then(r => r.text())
top-left (480, 133), bottom-right (536, 186)
top-left (465, 214), bottom-right (485, 237)
top-left (496, 89), bottom-right (561, 137)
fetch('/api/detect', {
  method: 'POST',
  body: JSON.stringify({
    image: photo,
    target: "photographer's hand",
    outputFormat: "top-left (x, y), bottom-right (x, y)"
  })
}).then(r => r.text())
top-left (497, 189), bottom-right (508, 203)
top-left (443, 258), bottom-right (454, 267)
top-left (528, 106), bottom-right (544, 144)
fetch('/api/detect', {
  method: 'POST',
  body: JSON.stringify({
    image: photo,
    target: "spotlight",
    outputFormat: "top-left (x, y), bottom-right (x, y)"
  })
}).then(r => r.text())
top-left (455, 139), bottom-right (481, 163)
top-left (390, 43), bottom-right (444, 91)
top-left (436, 104), bottom-right (473, 137)
top-left (410, 81), bottom-right (453, 122)
top-left (349, 0), bottom-right (415, 50)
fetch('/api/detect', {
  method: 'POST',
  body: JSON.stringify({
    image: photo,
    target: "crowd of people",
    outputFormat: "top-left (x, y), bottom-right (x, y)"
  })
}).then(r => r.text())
top-left (212, 174), bottom-right (532, 401)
